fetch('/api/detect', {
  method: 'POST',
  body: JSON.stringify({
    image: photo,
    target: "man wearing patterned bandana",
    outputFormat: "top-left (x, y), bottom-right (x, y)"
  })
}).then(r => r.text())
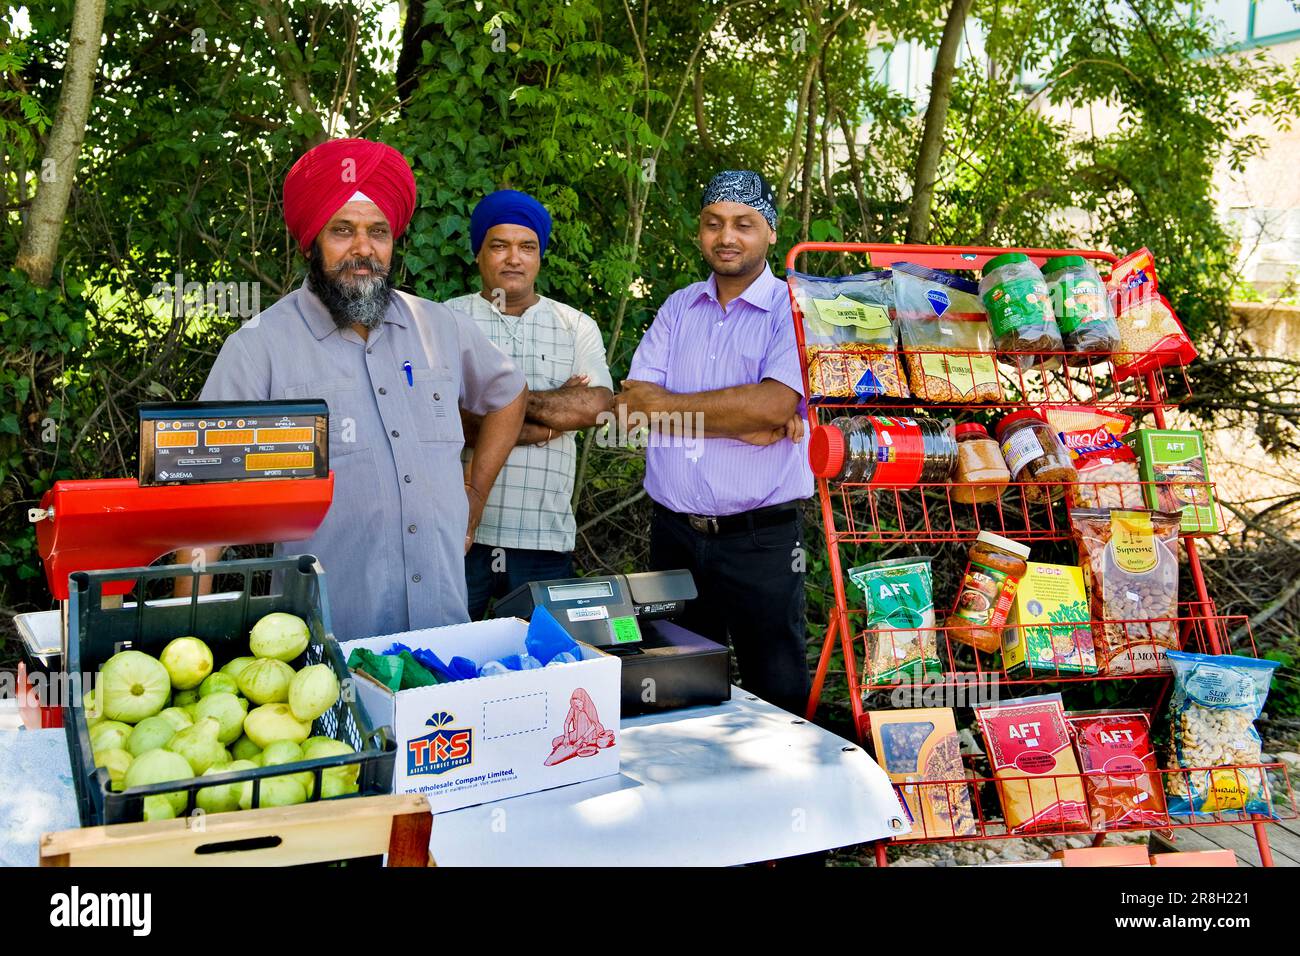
top-left (616, 169), bottom-right (814, 715)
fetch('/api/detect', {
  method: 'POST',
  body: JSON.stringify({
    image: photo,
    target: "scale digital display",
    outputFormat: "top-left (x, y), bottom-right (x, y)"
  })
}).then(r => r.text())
top-left (546, 580), bottom-right (615, 602)
top-left (138, 400), bottom-right (329, 485)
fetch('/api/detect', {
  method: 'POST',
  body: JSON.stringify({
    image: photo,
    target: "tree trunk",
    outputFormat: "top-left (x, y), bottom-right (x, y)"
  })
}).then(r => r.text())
top-left (259, 0), bottom-right (326, 145)
top-left (799, 80), bottom-right (818, 242)
top-left (693, 63), bottom-right (714, 151)
top-left (396, 0), bottom-right (439, 111)
top-left (14, 0), bottom-right (106, 287)
top-left (906, 0), bottom-right (973, 244)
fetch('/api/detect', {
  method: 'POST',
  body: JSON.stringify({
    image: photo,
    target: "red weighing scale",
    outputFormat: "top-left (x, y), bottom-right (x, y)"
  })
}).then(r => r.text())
top-left (17, 400), bottom-right (335, 729)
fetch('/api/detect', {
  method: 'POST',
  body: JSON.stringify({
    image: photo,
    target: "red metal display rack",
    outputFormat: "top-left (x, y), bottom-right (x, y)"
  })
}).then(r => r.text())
top-left (786, 242), bottom-right (1292, 867)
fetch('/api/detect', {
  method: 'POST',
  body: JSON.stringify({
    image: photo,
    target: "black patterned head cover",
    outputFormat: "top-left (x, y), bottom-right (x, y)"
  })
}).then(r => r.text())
top-left (701, 169), bottom-right (777, 230)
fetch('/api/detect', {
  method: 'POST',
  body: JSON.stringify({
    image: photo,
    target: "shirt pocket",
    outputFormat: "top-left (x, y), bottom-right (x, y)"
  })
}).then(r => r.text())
top-left (286, 379), bottom-right (370, 457)
top-left (411, 368), bottom-right (464, 443)
top-left (529, 337), bottom-right (576, 390)
top-left (735, 326), bottom-right (770, 385)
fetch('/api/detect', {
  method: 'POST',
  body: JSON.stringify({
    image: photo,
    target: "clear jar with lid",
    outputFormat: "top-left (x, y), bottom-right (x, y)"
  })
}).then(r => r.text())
top-left (952, 423), bottom-right (1011, 503)
top-left (995, 410), bottom-right (1077, 503)
top-left (915, 417), bottom-right (958, 483)
top-left (810, 415), bottom-right (957, 487)
top-left (1041, 254), bottom-right (1120, 362)
top-left (980, 252), bottom-right (1064, 371)
top-left (809, 416), bottom-right (875, 483)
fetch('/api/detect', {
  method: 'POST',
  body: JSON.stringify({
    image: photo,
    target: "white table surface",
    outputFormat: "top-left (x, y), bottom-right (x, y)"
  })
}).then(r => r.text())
top-left (0, 690), bottom-right (908, 867)
top-left (425, 688), bottom-right (908, 866)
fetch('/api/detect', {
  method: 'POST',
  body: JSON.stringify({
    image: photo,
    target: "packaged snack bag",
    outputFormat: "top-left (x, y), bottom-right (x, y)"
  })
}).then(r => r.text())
top-left (1165, 651), bottom-right (1281, 817)
top-left (892, 262), bottom-right (1002, 403)
top-left (789, 270), bottom-right (908, 401)
top-left (1105, 249), bottom-right (1197, 381)
top-left (849, 557), bottom-right (938, 685)
top-left (1042, 406), bottom-right (1143, 510)
top-left (1070, 509), bottom-right (1182, 674)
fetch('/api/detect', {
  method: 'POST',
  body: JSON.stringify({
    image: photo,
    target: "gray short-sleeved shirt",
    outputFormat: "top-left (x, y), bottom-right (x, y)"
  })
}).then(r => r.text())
top-left (199, 283), bottom-right (525, 641)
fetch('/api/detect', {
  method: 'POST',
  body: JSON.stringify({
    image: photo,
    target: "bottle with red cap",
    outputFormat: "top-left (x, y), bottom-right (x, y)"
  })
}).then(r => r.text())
top-left (809, 415), bottom-right (956, 487)
top-left (952, 423), bottom-right (1011, 504)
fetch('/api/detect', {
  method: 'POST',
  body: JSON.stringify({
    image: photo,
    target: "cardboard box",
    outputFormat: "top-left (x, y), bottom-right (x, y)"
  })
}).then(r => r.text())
top-left (1150, 850), bottom-right (1238, 867)
top-left (341, 618), bottom-right (621, 814)
top-left (1051, 845), bottom-right (1151, 867)
top-left (868, 708), bottom-right (977, 839)
top-left (978, 859), bottom-right (1064, 867)
top-left (1125, 428), bottom-right (1219, 534)
top-left (1002, 562), bottom-right (1095, 675)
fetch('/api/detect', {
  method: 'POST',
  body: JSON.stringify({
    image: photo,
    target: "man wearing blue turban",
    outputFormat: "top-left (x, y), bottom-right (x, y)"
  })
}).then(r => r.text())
top-left (448, 189), bottom-right (615, 618)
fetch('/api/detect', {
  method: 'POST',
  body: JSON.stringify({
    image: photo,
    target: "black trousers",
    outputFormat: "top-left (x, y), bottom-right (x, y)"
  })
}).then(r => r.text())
top-left (648, 504), bottom-right (810, 715)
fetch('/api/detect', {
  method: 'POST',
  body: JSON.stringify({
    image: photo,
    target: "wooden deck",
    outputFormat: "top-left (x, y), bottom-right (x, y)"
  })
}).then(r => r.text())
top-left (1151, 818), bottom-right (1300, 867)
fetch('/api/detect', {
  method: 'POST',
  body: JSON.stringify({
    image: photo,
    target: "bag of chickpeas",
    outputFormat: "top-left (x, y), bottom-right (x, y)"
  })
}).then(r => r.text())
top-left (1165, 650), bottom-right (1280, 817)
top-left (1043, 406), bottom-right (1144, 510)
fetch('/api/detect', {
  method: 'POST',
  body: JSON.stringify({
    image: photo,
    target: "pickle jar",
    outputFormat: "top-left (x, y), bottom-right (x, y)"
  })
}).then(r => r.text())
top-left (944, 531), bottom-right (1032, 654)
top-left (995, 410), bottom-right (1077, 503)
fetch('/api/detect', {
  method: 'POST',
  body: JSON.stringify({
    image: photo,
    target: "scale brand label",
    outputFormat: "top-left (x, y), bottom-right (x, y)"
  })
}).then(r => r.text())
top-left (567, 606), bottom-right (609, 622)
top-left (407, 710), bottom-right (472, 776)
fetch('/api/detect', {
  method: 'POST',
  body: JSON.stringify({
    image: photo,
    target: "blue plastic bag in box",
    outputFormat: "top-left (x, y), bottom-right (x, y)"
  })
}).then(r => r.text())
top-left (525, 606), bottom-right (581, 665)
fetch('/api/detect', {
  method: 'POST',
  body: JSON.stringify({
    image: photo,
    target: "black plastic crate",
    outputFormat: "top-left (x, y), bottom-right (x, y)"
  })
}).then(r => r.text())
top-left (64, 554), bottom-right (396, 826)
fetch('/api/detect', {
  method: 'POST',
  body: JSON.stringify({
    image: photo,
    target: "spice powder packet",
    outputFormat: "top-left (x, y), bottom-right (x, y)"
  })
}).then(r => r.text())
top-left (1066, 710), bottom-right (1167, 829)
top-left (975, 694), bottom-right (1090, 835)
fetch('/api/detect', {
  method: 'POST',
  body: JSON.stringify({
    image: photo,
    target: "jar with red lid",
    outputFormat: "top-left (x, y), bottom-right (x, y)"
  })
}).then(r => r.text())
top-left (995, 410), bottom-right (1076, 502)
top-left (952, 423), bottom-right (1011, 504)
top-left (810, 415), bottom-right (956, 487)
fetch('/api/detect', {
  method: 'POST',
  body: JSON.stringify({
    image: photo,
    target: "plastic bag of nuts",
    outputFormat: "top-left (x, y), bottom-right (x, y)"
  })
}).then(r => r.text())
top-left (1043, 406), bottom-right (1144, 509)
top-left (1070, 509), bottom-right (1182, 674)
top-left (1164, 650), bottom-right (1281, 816)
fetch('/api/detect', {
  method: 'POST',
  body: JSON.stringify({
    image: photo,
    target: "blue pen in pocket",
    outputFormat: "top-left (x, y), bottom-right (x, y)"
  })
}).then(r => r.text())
top-left (403, 361), bottom-right (413, 387)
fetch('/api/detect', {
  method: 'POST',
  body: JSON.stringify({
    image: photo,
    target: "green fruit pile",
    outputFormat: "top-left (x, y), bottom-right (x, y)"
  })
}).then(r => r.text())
top-left (86, 612), bottom-right (357, 818)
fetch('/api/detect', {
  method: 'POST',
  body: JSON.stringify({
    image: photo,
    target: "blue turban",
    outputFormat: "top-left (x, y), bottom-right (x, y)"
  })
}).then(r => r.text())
top-left (469, 189), bottom-right (552, 257)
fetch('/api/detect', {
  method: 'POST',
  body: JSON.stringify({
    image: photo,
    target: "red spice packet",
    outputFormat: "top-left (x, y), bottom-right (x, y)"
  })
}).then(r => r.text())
top-left (1066, 710), bottom-right (1167, 829)
top-left (975, 694), bottom-right (1090, 835)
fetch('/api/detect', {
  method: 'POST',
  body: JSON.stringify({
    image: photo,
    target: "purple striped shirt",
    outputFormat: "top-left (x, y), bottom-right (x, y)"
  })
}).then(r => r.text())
top-left (628, 263), bottom-right (814, 516)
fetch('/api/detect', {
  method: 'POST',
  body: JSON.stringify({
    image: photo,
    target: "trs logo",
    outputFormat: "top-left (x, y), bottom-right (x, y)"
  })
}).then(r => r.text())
top-left (407, 710), bottom-right (472, 776)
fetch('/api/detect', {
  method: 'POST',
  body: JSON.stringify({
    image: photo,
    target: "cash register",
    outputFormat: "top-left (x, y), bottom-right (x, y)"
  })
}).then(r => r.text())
top-left (492, 570), bottom-right (730, 715)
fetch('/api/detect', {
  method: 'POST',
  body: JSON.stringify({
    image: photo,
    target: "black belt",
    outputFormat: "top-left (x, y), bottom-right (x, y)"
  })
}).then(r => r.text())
top-left (655, 501), bottom-right (798, 535)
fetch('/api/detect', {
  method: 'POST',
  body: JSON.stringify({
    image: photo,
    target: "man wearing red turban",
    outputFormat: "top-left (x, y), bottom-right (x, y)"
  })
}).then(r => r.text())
top-left (187, 138), bottom-right (529, 640)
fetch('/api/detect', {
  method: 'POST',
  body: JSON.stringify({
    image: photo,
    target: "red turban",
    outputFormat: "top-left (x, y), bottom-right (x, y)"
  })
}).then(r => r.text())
top-left (282, 138), bottom-right (417, 252)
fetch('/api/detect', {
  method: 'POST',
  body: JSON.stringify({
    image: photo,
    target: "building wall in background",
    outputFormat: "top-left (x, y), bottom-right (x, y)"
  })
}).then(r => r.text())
top-left (854, 2), bottom-right (1300, 294)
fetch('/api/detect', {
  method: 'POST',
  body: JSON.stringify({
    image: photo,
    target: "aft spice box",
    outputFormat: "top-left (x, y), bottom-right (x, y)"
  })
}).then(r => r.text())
top-left (1124, 428), bottom-right (1219, 534)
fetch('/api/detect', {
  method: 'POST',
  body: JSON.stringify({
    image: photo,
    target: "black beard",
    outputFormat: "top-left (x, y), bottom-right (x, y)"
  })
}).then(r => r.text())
top-left (307, 245), bottom-right (395, 331)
